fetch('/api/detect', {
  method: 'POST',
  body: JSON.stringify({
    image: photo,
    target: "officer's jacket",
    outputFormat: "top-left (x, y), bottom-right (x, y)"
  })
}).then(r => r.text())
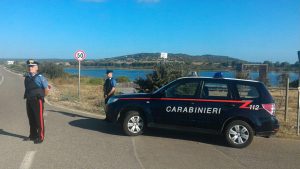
top-left (104, 78), bottom-right (116, 95)
top-left (24, 74), bottom-right (45, 99)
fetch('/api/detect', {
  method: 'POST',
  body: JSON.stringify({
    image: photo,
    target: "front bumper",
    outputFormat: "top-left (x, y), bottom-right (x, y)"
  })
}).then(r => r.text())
top-left (105, 102), bottom-right (120, 123)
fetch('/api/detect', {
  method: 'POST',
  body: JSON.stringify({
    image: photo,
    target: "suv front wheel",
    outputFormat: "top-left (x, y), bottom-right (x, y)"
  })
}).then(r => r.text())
top-left (225, 120), bottom-right (254, 148)
top-left (122, 111), bottom-right (145, 136)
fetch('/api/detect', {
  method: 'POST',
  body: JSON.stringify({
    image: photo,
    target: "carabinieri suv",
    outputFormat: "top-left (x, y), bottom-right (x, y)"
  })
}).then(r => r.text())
top-left (105, 77), bottom-right (279, 148)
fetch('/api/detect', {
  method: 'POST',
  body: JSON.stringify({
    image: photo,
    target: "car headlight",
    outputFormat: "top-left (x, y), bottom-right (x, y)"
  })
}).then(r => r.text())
top-left (107, 98), bottom-right (119, 104)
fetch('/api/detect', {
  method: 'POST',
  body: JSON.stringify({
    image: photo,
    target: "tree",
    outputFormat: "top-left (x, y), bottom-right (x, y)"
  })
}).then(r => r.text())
top-left (263, 61), bottom-right (273, 67)
top-left (39, 62), bottom-right (65, 79)
top-left (292, 61), bottom-right (299, 68)
top-left (280, 62), bottom-right (290, 67)
top-left (274, 61), bottom-right (280, 67)
top-left (135, 62), bottom-right (189, 93)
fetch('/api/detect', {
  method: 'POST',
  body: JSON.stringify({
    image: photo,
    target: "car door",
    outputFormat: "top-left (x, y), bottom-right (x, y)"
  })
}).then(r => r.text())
top-left (151, 78), bottom-right (201, 127)
top-left (193, 79), bottom-right (236, 130)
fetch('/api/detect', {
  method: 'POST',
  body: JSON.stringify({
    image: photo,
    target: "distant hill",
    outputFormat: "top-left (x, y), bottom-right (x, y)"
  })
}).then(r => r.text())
top-left (1, 53), bottom-right (248, 70)
top-left (0, 53), bottom-right (246, 64)
top-left (62, 52), bottom-right (249, 70)
top-left (103, 53), bottom-right (247, 63)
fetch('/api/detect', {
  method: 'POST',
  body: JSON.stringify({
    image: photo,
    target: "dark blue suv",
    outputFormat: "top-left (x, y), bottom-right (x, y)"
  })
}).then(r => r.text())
top-left (105, 77), bottom-right (279, 148)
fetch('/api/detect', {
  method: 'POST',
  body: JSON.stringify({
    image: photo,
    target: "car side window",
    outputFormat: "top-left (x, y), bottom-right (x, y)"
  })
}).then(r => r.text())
top-left (165, 81), bottom-right (199, 98)
top-left (237, 84), bottom-right (259, 99)
top-left (201, 82), bottom-right (230, 99)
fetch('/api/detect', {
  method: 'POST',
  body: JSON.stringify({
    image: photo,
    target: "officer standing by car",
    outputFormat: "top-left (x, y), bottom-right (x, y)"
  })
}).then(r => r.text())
top-left (23, 59), bottom-right (50, 144)
top-left (103, 70), bottom-right (116, 104)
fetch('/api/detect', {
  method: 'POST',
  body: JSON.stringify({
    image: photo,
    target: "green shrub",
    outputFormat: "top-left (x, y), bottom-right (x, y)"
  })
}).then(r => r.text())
top-left (40, 62), bottom-right (65, 79)
top-left (290, 79), bottom-right (298, 88)
top-left (135, 63), bottom-right (189, 93)
top-left (116, 76), bottom-right (130, 83)
top-left (87, 78), bottom-right (104, 85)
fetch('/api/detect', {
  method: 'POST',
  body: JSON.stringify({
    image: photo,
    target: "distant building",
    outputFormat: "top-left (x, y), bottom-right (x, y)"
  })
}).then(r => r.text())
top-left (7, 61), bottom-right (14, 65)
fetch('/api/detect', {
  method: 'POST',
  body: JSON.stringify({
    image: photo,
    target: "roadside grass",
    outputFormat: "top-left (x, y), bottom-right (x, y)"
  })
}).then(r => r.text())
top-left (47, 75), bottom-right (105, 115)
top-left (270, 88), bottom-right (299, 139)
top-left (48, 77), bottom-right (300, 139)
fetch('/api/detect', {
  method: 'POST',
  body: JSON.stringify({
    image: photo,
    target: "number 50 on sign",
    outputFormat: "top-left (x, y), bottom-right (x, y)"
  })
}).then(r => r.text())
top-left (74, 50), bottom-right (86, 61)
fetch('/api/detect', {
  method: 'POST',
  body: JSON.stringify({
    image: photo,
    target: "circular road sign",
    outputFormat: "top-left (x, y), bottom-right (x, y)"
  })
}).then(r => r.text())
top-left (74, 50), bottom-right (86, 61)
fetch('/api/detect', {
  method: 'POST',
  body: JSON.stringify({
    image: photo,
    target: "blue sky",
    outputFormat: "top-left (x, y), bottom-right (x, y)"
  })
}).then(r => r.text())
top-left (0, 0), bottom-right (299, 63)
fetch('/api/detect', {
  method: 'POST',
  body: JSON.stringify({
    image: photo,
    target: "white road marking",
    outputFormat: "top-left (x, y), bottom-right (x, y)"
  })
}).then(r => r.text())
top-left (212, 147), bottom-right (246, 168)
top-left (131, 138), bottom-right (145, 169)
top-left (19, 151), bottom-right (36, 169)
top-left (3, 66), bottom-right (24, 76)
top-left (0, 75), bottom-right (4, 86)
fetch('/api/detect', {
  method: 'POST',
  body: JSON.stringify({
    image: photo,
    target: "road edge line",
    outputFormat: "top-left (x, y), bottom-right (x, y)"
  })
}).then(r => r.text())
top-left (3, 66), bottom-right (24, 77)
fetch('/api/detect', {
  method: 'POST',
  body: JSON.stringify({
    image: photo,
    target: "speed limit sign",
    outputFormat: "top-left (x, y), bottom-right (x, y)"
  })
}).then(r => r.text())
top-left (74, 50), bottom-right (86, 61)
top-left (74, 50), bottom-right (87, 102)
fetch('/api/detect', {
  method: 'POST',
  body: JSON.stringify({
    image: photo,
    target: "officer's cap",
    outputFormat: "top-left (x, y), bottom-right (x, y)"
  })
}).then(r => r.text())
top-left (26, 59), bottom-right (39, 66)
top-left (106, 70), bottom-right (113, 74)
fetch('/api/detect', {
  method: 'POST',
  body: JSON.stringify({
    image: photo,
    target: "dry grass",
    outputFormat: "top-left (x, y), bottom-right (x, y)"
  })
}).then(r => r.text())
top-left (269, 88), bottom-right (300, 139)
top-left (47, 77), bottom-right (105, 115)
top-left (47, 78), bottom-right (300, 139)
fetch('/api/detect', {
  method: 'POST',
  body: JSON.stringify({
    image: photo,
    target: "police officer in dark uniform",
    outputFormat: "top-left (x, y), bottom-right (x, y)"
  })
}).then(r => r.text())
top-left (23, 60), bottom-right (50, 144)
top-left (103, 70), bottom-right (116, 104)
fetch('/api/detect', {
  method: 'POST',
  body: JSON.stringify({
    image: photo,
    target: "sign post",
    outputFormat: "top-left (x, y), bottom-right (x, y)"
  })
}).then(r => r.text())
top-left (74, 50), bottom-right (86, 102)
top-left (297, 51), bottom-right (300, 136)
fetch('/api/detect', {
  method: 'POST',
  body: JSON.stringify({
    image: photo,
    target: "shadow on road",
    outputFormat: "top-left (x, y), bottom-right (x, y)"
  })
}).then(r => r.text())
top-left (49, 109), bottom-right (227, 147)
top-left (46, 109), bottom-right (90, 118)
top-left (68, 118), bottom-right (227, 147)
top-left (69, 118), bottom-right (125, 136)
top-left (144, 128), bottom-right (226, 146)
top-left (47, 109), bottom-right (124, 136)
top-left (0, 129), bottom-right (27, 140)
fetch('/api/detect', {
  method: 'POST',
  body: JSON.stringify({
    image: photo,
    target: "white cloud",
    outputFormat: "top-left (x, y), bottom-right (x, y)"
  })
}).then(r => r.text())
top-left (137, 0), bottom-right (160, 3)
top-left (81, 0), bottom-right (106, 3)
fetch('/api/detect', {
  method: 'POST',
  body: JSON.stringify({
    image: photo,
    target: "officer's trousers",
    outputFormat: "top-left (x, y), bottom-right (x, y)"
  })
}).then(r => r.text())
top-left (26, 98), bottom-right (45, 140)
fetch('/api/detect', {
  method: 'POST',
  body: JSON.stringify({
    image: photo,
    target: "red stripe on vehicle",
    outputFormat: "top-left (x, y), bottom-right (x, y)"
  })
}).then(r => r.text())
top-left (239, 101), bottom-right (253, 109)
top-left (39, 99), bottom-right (44, 140)
top-left (119, 98), bottom-right (252, 107)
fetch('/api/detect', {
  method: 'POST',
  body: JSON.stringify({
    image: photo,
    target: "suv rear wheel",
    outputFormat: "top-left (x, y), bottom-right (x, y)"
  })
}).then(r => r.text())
top-left (225, 120), bottom-right (254, 148)
top-left (122, 111), bottom-right (145, 136)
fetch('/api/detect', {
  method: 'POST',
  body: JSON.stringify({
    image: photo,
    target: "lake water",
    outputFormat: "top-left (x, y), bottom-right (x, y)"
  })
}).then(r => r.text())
top-left (64, 68), bottom-right (299, 86)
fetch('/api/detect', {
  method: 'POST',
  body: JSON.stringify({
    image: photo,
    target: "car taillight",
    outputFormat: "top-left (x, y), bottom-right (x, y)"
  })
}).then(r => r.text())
top-left (262, 103), bottom-right (275, 115)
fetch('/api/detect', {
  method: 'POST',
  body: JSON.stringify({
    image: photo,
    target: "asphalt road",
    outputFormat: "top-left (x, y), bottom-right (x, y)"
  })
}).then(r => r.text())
top-left (0, 65), bottom-right (300, 169)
